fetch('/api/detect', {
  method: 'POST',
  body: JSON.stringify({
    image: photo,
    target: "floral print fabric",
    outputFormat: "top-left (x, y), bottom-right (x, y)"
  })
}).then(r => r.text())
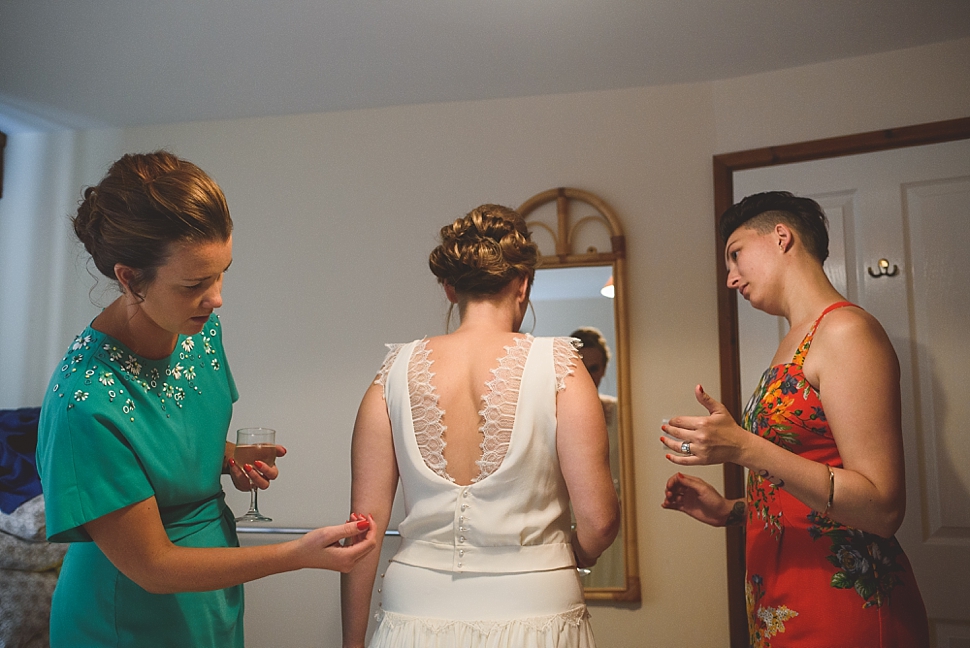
top-left (742, 301), bottom-right (928, 647)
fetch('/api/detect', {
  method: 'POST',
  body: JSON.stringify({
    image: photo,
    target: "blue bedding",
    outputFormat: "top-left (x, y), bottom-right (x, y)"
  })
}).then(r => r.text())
top-left (0, 407), bottom-right (43, 514)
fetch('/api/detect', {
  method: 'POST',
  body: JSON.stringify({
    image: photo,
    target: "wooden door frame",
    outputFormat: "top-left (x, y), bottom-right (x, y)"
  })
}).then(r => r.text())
top-left (712, 116), bottom-right (970, 648)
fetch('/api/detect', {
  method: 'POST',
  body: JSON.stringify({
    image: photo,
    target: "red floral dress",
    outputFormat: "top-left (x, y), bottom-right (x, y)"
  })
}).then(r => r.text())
top-left (743, 301), bottom-right (929, 647)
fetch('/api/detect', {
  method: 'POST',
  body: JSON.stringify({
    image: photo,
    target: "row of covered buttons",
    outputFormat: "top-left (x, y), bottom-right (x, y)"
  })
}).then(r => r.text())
top-left (456, 487), bottom-right (471, 568)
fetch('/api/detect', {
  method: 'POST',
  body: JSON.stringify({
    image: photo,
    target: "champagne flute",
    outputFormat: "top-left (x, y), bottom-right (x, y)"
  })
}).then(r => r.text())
top-left (234, 427), bottom-right (277, 522)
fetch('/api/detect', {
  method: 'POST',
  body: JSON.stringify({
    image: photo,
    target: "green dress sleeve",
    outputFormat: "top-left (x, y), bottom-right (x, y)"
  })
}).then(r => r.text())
top-left (39, 397), bottom-right (156, 543)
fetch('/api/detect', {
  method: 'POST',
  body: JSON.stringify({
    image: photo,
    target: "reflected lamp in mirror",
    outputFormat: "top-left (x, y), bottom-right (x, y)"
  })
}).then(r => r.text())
top-left (518, 187), bottom-right (640, 602)
top-left (601, 275), bottom-right (615, 299)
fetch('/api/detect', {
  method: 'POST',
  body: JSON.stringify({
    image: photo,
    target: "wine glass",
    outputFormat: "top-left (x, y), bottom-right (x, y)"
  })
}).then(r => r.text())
top-left (234, 427), bottom-right (277, 522)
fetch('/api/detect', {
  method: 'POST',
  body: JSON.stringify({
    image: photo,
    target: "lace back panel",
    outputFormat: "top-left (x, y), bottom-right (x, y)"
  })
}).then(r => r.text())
top-left (384, 336), bottom-right (579, 484)
top-left (407, 340), bottom-right (452, 482)
top-left (474, 336), bottom-right (534, 482)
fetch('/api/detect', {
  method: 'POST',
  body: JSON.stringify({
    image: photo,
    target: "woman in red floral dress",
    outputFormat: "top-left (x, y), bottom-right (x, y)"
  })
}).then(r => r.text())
top-left (661, 192), bottom-right (929, 647)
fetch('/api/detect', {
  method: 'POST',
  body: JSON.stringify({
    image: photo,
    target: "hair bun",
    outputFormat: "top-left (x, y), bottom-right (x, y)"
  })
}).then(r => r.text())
top-left (72, 186), bottom-right (109, 270)
top-left (70, 150), bottom-right (233, 292)
top-left (429, 204), bottom-right (538, 295)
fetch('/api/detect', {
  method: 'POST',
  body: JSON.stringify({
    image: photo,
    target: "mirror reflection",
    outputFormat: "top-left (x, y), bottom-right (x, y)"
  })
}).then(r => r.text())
top-left (518, 187), bottom-right (639, 601)
top-left (530, 266), bottom-right (624, 588)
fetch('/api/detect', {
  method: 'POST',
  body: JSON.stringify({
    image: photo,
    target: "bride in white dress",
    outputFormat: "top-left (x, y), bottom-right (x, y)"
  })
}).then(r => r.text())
top-left (341, 204), bottom-right (620, 648)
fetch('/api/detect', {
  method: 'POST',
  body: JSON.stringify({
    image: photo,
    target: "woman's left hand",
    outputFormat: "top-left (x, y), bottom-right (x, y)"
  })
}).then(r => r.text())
top-left (661, 385), bottom-right (747, 466)
top-left (227, 445), bottom-right (287, 492)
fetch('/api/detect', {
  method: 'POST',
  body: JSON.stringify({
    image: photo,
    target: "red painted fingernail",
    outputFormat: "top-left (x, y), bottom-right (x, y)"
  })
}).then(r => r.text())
top-left (228, 458), bottom-right (236, 467)
top-left (357, 520), bottom-right (370, 530)
top-left (244, 464), bottom-right (253, 472)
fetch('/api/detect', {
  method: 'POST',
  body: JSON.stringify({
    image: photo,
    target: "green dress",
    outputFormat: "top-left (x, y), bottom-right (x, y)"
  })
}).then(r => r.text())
top-left (36, 313), bottom-right (244, 648)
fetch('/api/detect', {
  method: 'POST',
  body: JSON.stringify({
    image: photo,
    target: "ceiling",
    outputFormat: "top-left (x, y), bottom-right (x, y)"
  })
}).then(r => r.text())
top-left (1, 1), bottom-right (969, 132)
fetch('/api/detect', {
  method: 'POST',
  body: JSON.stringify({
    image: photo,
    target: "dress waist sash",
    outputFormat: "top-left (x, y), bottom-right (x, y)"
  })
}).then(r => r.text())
top-left (393, 537), bottom-right (574, 574)
top-left (158, 490), bottom-right (235, 545)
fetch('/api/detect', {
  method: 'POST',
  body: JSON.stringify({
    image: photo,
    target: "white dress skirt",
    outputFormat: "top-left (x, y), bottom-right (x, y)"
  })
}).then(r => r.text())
top-left (369, 562), bottom-right (596, 648)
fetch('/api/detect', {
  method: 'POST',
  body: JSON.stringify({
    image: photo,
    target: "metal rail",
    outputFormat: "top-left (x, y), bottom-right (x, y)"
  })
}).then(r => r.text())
top-left (237, 526), bottom-right (400, 536)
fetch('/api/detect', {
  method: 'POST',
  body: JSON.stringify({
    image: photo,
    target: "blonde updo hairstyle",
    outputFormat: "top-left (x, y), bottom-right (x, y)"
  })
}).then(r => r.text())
top-left (428, 204), bottom-right (539, 298)
top-left (73, 151), bottom-right (233, 299)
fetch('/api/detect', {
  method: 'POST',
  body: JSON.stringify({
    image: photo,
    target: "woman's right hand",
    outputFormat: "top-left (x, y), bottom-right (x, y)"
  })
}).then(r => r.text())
top-left (342, 513), bottom-right (370, 546)
top-left (296, 515), bottom-right (378, 573)
top-left (661, 472), bottom-right (737, 527)
top-left (226, 445), bottom-right (288, 493)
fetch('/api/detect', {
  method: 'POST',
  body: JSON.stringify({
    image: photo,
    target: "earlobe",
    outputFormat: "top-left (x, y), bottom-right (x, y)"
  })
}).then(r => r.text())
top-left (516, 276), bottom-right (530, 304)
top-left (114, 264), bottom-right (136, 296)
top-left (443, 282), bottom-right (458, 304)
top-left (114, 264), bottom-right (129, 292)
top-left (775, 224), bottom-right (794, 253)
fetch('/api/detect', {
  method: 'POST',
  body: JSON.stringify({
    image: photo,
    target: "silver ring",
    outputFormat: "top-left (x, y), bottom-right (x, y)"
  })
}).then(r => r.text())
top-left (681, 441), bottom-right (692, 456)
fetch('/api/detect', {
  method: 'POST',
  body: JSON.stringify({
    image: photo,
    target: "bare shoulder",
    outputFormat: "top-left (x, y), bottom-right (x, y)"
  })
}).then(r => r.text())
top-left (807, 305), bottom-right (899, 380)
top-left (817, 305), bottom-right (892, 346)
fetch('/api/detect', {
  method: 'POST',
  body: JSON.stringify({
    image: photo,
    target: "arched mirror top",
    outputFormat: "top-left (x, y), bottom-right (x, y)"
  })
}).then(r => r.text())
top-left (518, 187), bottom-right (640, 603)
top-left (518, 187), bottom-right (625, 265)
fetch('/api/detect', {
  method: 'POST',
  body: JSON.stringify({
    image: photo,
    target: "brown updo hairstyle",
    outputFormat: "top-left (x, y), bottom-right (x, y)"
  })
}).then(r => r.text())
top-left (72, 151), bottom-right (233, 298)
top-left (428, 204), bottom-right (539, 297)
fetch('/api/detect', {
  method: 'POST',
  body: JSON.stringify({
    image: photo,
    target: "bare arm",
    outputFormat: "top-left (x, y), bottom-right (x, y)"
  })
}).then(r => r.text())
top-left (557, 363), bottom-right (620, 567)
top-left (662, 310), bottom-right (906, 537)
top-left (85, 500), bottom-right (376, 595)
top-left (803, 309), bottom-right (906, 536)
top-left (341, 383), bottom-right (399, 648)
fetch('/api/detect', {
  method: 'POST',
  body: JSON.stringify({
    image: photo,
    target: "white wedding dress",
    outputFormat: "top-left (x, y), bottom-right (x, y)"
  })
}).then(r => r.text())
top-left (369, 335), bottom-right (597, 648)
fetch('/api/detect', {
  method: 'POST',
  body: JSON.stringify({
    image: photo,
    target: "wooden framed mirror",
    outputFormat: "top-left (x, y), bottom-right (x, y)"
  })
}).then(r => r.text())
top-left (518, 187), bottom-right (640, 602)
top-left (714, 116), bottom-right (970, 647)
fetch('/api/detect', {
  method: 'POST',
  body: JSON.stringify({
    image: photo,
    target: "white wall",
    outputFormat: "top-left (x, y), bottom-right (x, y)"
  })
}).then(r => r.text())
top-left (0, 128), bottom-right (122, 406)
top-left (712, 37), bottom-right (970, 153)
top-left (2, 36), bottom-right (967, 647)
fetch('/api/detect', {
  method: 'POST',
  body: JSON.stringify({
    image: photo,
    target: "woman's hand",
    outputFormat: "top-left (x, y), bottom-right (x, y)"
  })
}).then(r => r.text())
top-left (226, 444), bottom-right (288, 492)
top-left (297, 515), bottom-right (378, 573)
top-left (661, 472), bottom-right (740, 527)
top-left (660, 385), bottom-right (748, 466)
top-left (343, 513), bottom-right (370, 546)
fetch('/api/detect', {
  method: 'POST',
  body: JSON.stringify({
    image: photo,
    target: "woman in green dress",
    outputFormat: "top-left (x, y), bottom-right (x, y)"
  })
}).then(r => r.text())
top-left (36, 151), bottom-right (377, 647)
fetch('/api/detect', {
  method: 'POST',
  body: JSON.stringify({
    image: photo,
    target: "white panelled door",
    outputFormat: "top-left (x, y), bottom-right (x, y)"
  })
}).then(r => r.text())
top-left (734, 138), bottom-right (970, 647)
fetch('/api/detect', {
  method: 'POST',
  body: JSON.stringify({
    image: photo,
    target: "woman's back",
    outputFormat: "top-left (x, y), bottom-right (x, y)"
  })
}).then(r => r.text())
top-left (381, 334), bottom-right (577, 573)
top-left (342, 203), bottom-right (618, 648)
top-left (423, 330), bottom-right (532, 485)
